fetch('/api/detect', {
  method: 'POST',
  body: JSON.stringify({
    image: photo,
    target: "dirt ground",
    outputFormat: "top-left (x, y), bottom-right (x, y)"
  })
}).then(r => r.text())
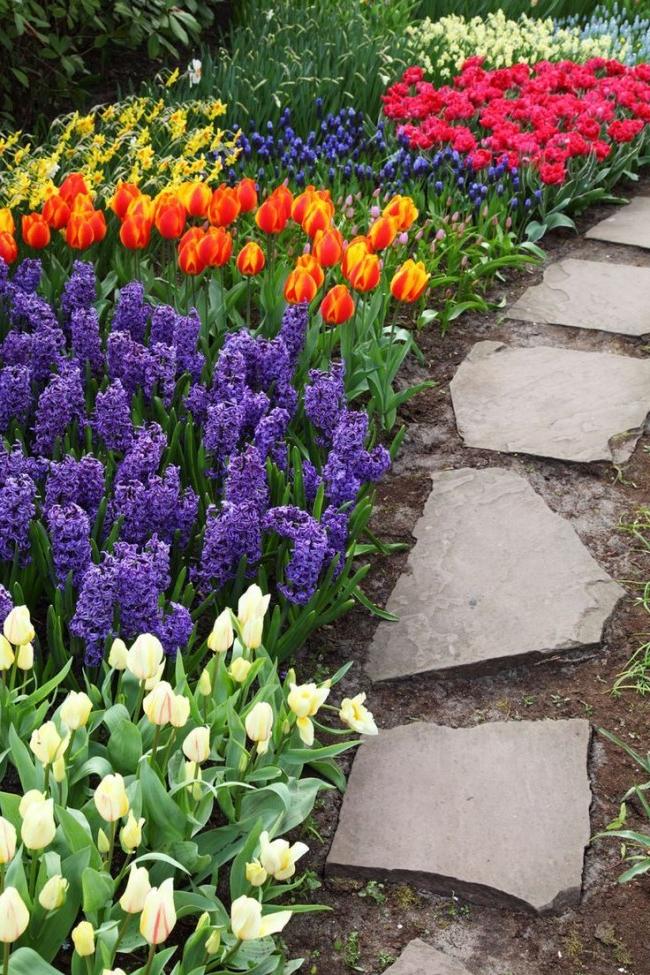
top-left (284, 177), bottom-right (650, 975)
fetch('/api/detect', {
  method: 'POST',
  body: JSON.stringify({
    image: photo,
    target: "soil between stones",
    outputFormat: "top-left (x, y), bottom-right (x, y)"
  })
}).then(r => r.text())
top-left (284, 176), bottom-right (650, 975)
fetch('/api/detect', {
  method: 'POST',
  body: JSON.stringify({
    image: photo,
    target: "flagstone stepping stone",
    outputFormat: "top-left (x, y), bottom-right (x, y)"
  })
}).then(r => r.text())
top-left (585, 196), bottom-right (650, 249)
top-left (326, 719), bottom-right (592, 914)
top-left (450, 341), bottom-right (650, 464)
top-left (506, 258), bottom-right (650, 336)
top-left (384, 940), bottom-right (473, 975)
top-left (365, 468), bottom-right (623, 682)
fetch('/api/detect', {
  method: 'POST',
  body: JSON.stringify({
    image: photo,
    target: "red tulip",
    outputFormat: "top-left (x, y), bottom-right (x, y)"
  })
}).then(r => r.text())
top-left (111, 183), bottom-right (141, 221)
top-left (21, 213), bottom-right (50, 249)
top-left (320, 284), bottom-right (355, 325)
top-left (198, 226), bottom-right (233, 267)
top-left (208, 185), bottom-right (241, 227)
top-left (0, 232), bottom-right (18, 264)
top-left (120, 214), bottom-right (152, 250)
top-left (236, 178), bottom-right (258, 213)
top-left (42, 193), bottom-right (70, 229)
top-left (236, 241), bottom-right (265, 276)
top-left (284, 267), bottom-right (318, 304)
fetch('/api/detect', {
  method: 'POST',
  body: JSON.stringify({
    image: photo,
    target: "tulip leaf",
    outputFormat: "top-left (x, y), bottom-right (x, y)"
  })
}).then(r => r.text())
top-left (81, 866), bottom-right (115, 915)
top-left (133, 850), bottom-right (190, 875)
top-left (107, 718), bottom-right (143, 774)
top-left (9, 948), bottom-right (62, 975)
top-left (230, 818), bottom-right (264, 901)
top-left (8, 724), bottom-right (38, 792)
top-left (140, 761), bottom-right (186, 841)
top-left (56, 807), bottom-right (103, 870)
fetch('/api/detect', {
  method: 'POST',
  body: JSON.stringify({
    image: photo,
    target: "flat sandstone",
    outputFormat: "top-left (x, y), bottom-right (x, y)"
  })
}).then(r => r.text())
top-left (326, 719), bottom-right (592, 914)
top-left (384, 940), bottom-right (474, 975)
top-left (450, 341), bottom-right (650, 463)
top-left (585, 196), bottom-right (650, 249)
top-left (506, 258), bottom-right (650, 336)
top-left (365, 468), bottom-right (623, 682)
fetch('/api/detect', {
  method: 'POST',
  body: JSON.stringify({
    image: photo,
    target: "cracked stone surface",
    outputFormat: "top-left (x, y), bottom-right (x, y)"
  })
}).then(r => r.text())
top-left (506, 258), bottom-right (650, 336)
top-left (365, 468), bottom-right (623, 682)
top-left (326, 719), bottom-right (592, 914)
top-left (450, 341), bottom-right (650, 463)
top-left (585, 196), bottom-right (650, 249)
top-left (384, 940), bottom-right (473, 975)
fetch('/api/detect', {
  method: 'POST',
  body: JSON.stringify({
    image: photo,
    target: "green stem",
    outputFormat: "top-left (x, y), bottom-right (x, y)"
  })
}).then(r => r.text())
top-left (220, 939), bottom-right (243, 969)
top-left (142, 943), bottom-right (156, 975)
top-left (150, 724), bottom-right (162, 766)
top-left (43, 763), bottom-right (50, 795)
top-left (29, 851), bottom-right (38, 898)
top-left (160, 728), bottom-right (176, 775)
top-left (133, 681), bottom-right (145, 721)
top-left (113, 913), bottom-right (130, 958)
top-left (3, 942), bottom-right (9, 975)
top-left (106, 819), bottom-right (117, 874)
top-left (0, 863), bottom-right (5, 893)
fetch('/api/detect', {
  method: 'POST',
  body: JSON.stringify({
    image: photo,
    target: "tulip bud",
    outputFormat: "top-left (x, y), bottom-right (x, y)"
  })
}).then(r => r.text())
top-left (127, 634), bottom-right (164, 681)
top-left (0, 888), bottom-right (29, 943)
top-left (3, 606), bottom-right (35, 646)
top-left (245, 859), bottom-right (267, 887)
top-left (52, 756), bottom-right (66, 783)
top-left (205, 929), bottom-right (222, 954)
top-left (120, 812), bottom-right (144, 853)
top-left (15, 642), bottom-right (33, 670)
top-left (19, 790), bottom-right (44, 818)
top-left (244, 702), bottom-right (274, 755)
top-left (197, 668), bottom-right (211, 696)
top-left (140, 878), bottom-right (176, 945)
top-left (207, 609), bottom-right (234, 653)
top-left (143, 681), bottom-right (175, 726)
top-left (38, 874), bottom-right (68, 911)
top-left (241, 616), bottom-right (263, 651)
top-left (72, 921), bottom-right (95, 956)
top-left (108, 638), bottom-right (128, 670)
top-left (182, 727), bottom-right (210, 764)
top-left (228, 657), bottom-right (252, 684)
top-left (230, 895), bottom-right (291, 941)
top-left (97, 828), bottom-right (110, 854)
top-left (144, 662), bottom-right (164, 691)
top-left (183, 761), bottom-right (203, 801)
top-left (195, 912), bottom-right (210, 933)
top-left (30, 721), bottom-right (67, 767)
top-left (94, 773), bottom-right (129, 822)
top-left (21, 797), bottom-right (56, 850)
top-left (60, 690), bottom-right (92, 730)
top-left (259, 830), bottom-right (308, 881)
top-left (170, 694), bottom-right (190, 729)
top-left (0, 817), bottom-right (16, 864)
top-left (339, 692), bottom-right (378, 735)
top-left (237, 585), bottom-right (270, 626)
top-left (119, 864), bottom-right (151, 914)
top-left (0, 637), bottom-right (14, 670)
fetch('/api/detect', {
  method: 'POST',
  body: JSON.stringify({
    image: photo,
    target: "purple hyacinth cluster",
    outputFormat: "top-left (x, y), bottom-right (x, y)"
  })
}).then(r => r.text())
top-left (46, 503), bottom-right (91, 587)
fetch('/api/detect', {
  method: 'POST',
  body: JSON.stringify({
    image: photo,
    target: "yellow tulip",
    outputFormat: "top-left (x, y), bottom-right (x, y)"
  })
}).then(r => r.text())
top-left (205, 929), bottom-right (222, 954)
top-left (241, 616), bottom-right (263, 650)
top-left (230, 895), bottom-right (291, 941)
top-left (139, 878), bottom-right (176, 945)
top-left (18, 790), bottom-right (45, 818)
top-left (170, 694), bottom-right (190, 729)
top-left (0, 817), bottom-right (16, 864)
top-left (0, 636), bottom-right (14, 670)
top-left (245, 859), bottom-right (267, 887)
top-left (143, 681), bottom-right (175, 726)
top-left (30, 721), bottom-right (67, 767)
top-left (97, 828), bottom-right (110, 854)
top-left (21, 797), bottom-right (56, 850)
top-left (60, 690), bottom-right (93, 730)
top-left (244, 702), bottom-right (274, 754)
top-left (228, 657), bottom-right (252, 684)
top-left (120, 812), bottom-right (144, 853)
top-left (237, 585), bottom-right (270, 627)
top-left (339, 693), bottom-right (378, 735)
top-left (15, 642), bottom-right (33, 670)
top-left (182, 727), bottom-right (210, 764)
top-left (259, 831), bottom-right (308, 881)
top-left (127, 634), bottom-right (164, 681)
top-left (0, 888), bottom-right (29, 943)
top-left (119, 864), bottom-right (151, 914)
top-left (197, 668), bottom-right (211, 696)
top-left (207, 608), bottom-right (233, 653)
top-left (183, 760), bottom-right (203, 801)
top-left (3, 606), bottom-right (35, 646)
top-left (108, 638), bottom-right (128, 670)
top-left (288, 682), bottom-right (330, 746)
top-left (38, 875), bottom-right (68, 911)
top-left (72, 921), bottom-right (95, 956)
top-left (94, 773), bottom-right (129, 822)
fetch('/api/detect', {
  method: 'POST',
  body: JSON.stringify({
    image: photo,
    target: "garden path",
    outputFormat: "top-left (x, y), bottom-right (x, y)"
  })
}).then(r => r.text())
top-left (325, 197), bottom-right (650, 973)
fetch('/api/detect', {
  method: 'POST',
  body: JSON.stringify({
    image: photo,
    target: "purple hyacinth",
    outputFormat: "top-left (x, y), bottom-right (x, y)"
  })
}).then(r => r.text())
top-left (239, 388), bottom-right (270, 431)
top-left (61, 261), bottom-right (96, 322)
top-left (300, 459), bottom-right (322, 504)
top-left (0, 585), bottom-right (13, 624)
top-left (224, 445), bottom-right (269, 513)
top-left (143, 342), bottom-right (176, 405)
top-left (323, 410), bottom-right (390, 507)
top-left (0, 366), bottom-right (32, 434)
top-left (1, 331), bottom-right (33, 368)
top-left (150, 304), bottom-right (177, 346)
top-left (204, 402), bottom-right (243, 460)
top-left (46, 502), bottom-right (91, 587)
top-left (9, 291), bottom-right (57, 332)
top-left (173, 308), bottom-right (204, 380)
top-left (184, 383), bottom-right (209, 425)
top-left (44, 455), bottom-right (105, 520)
top-left (157, 602), bottom-right (193, 657)
top-left (116, 423), bottom-right (167, 485)
top-left (71, 307), bottom-right (103, 374)
top-left (33, 364), bottom-right (85, 456)
top-left (198, 501), bottom-right (262, 589)
top-left (254, 407), bottom-right (290, 468)
top-left (278, 302), bottom-right (308, 365)
top-left (70, 562), bottom-right (117, 665)
top-left (107, 331), bottom-right (149, 395)
top-left (109, 465), bottom-right (198, 546)
top-left (0, 473), bottom-right (36, 563)
top-left (263, 505), bottom-right (328, 604)
top-left (111, 281), bottom-right (149, 343)
top-left (12, 259), bottom-right (42, 295)
top-left (304, 362), bottom-right (346, 444)
top-left (30, 325), bottom-right (67, 384)
top-left (211, 341), bottom-right (248, 401)
top-left (92, 380), bottom-right (134, 452)
top-left (321, 505), bottom-right (348, 576)
top-left (255, 336), bottom-right (292, 392)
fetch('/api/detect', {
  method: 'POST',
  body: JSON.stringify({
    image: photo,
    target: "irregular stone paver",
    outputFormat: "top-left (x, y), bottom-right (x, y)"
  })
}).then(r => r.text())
top-left (384, 940), bottom-right (473, 975)
top-left (326, 719), bottom-right (592, 914)
top-left (507, 258), bottom-right (650, 336)
top-left (450, 341), bottom-right (650, 463)
top-left (585, 196), bottom-right (650, 249)
top-left (365, 468), bottom-right (623, 682)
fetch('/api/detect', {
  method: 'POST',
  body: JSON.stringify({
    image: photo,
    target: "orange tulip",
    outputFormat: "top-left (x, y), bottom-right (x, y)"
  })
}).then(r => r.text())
top-left (382, 194), bottom-right (418, 232)
top-left (284, 267), bottom-right (318, 304)
top-left (155, 198), bottom-right (186, 239)
top-left (127, 195), bottom-right (155, 223)
top-left (21, 213), bottom-right (50, 249)
top-left (70, 194), bottom-right (95, 216)
top-left (178, 239), bottom-right (206, 276)
top-left (120, 214), bottom-right (152, 250)
top-left (302, 199), bottom-right (331, 238)
top-left (0, 208), bottom-right (15, 235)
top-left (208, 185), bottom-right (241, 227)
top-left (347, 253), bottom-right (380, 293)
top-left (236, 178), bottom-right (258, 213)
top-left (236, 241), bottom-right (265, 276)
top-left (111, 183), bottom-right (141, 221)
top-left (65, 209), bottom-right (105, 249)
top-left (320, 284), bottom-right (355, 325)
top-left (341, 236), bottom-right (372, 280)
top-left (270, 184), bottom-right (293, 221)
top-left (291, 186), bottom-right (316, 224)
top-left (295, 254), bottom-right (324, 289)
top-left (0, 232), bottom-right (17, 264)
top-left (198, 226), bottom-right (233, 267)
top-left (255, 198), bottom-right (287, 235)
top-left (179, 227), bottom-right (205, 250)
top-left (312, 226), bottom-right (343, 267)
top-left (59, 173), bottom-right (91, 206)
top-left (42, 194), bottom-right (70, 229)
top-left (368, 215), bottom-right (398, 251)
top-left (180, 181), bottom-right (212, 218)
top-left (390, 259), bottom-right (430, 303)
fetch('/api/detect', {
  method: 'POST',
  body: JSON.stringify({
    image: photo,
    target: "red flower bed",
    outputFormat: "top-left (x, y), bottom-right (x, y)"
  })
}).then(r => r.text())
top-left (383, 59), bottom-right (650, 184)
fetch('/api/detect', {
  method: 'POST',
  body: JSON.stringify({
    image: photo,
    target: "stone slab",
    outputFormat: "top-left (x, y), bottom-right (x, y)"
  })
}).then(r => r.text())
top-left (384, 940), bottom-right (473, 975)
top-left (506, 258), bottom-right (650, 336)
top-left (585, 196), bottom-right (650, 249)
top-left (449, 341), bottom-right (650, 464)
top-left (365, 468), bottom-right (623, 682)
top-left (326, 719), bottom-right (592, 914)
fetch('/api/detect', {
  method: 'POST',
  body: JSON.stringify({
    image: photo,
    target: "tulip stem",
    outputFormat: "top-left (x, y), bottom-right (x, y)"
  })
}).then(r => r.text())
top-left (219, 939), bottom-right (242, 969)
top-left (133, 681), bottom-right (145, 721)
top-left (29, 850), bottom-right (38, 898)
top-left (160, 728), bottom-right (176, 774)
top-left (3, 942), bottom-right (9, 975)
top-left (113, 913), bottom-right (130, 956)
top-left (150, 725), bottom-right (162, 767)
top-left (106, 820), bottom-right (117, 874)
top-left (142, 943), bottom-right (156, 975)
top-left (0, 864), bottom-right (4, 893)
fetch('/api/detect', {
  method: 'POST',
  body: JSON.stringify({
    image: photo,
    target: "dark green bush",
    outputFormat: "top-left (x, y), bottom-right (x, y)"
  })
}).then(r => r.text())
top-left (0, 0), bottom-right (223, 129)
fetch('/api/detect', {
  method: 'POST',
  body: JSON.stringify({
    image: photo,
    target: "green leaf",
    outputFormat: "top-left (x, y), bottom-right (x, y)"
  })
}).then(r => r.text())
top-left (108, 719), bottom-right (143, 774)
top-left (140, 762), bottom-right (186, 841)
top-left (9, 948), bottom-right (62, 975)
top-left (82, 866), bottom-right (114, 914)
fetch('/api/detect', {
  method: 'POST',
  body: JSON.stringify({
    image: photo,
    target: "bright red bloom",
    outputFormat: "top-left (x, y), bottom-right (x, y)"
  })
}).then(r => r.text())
top-left (180, 182), bottom-right (212, 218)
top-left (295, 253), bottom-right (324, 289)
top-left (178, 238), bottom-right (206, 275)
top-left (347, 253), bottom-right (381, 293)
top-left (255, 197), bottom-right (288, 234)
top-left (320, 284), bottom-right (355, 325)
top-left (312, 226), bottom-right (343, 266)
top-left (284, 267), bottom-right (318, 304)
top-left (155, 197), bottom-right (186, 239)
top-left (22, 213), bottom-right (50, 249)
top-left (120, 214), bottom-right (152, 250)
top-left (208, 185), bottom-right (241, 227)
top-left (0, 232), bottom-right (17, 264)
top-left (236, 241), bottom-right (265, 275)
top-left (42, 193), bottom-right (70, 229)
top-left (112, 183), bottom-right (141, 221)
top-left (236, 178), bottom-right (258, 213)
top-left (59, 172), bottom-right (91, 206)
top-left (367, 216), bottom-right (397, 251)
top-left (198, 226), bottom-right (233, 267)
